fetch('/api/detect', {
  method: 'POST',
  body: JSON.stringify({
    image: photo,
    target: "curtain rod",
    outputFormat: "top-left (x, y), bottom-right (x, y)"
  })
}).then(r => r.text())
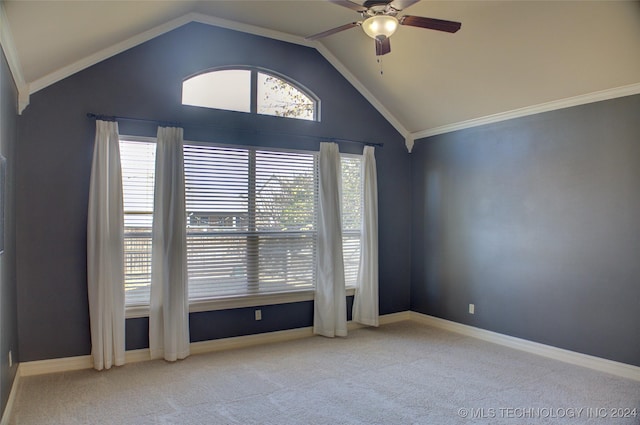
top-left (86, 113), bottom-right (383, 148)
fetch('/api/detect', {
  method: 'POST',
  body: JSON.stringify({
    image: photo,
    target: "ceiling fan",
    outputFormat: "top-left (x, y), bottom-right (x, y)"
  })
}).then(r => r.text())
top-left (306, 0), bottom-right (461, 56)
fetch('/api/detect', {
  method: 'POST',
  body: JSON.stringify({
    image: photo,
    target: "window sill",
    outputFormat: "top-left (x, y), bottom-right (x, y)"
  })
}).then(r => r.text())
top-left (126, 286), bottom-right (356, 319)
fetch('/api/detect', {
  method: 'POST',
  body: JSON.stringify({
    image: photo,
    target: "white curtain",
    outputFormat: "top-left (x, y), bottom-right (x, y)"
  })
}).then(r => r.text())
top-left (87, 120), bottom-right (125, 370)
top-left (149, 126), bottom-right (190, 361)
top-left (314, 142), bottom-right (347, 337)
top-left (352, 146), bottom-right (379, 326)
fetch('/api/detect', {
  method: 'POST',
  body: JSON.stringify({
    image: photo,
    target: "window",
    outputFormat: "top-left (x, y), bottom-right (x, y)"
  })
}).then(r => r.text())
top-left (184, 145), bottom-right (318, 299)
top-left (341, 156), bottom-right (363, 287)
top-left (182, 68), bottom-right (318, 121)
top-left (120, 139), bottom-right (156, 306)
top-left (120, 139), bottom-right (361, 307)
top-left (182, 69), bottom-right (251, 113)
top-left (257, 73), bottom-right (315, 120)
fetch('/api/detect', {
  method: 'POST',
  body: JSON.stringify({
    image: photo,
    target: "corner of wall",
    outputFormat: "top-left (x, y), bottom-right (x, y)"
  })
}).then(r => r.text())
top-left (0, 1), bottom-right (28, 116)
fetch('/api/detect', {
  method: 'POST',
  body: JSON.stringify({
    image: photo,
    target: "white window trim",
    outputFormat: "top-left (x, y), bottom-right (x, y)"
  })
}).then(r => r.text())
top-left (126, 286), bottom-right (356, 319)
top-left (182, 66), bottom-right (320, 122)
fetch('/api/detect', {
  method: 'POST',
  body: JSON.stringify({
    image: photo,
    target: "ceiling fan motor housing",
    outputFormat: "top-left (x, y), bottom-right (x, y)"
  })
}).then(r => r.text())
top-left (362, 0), bottom-right (399, 17)
top-left (363, 0), bottom-right (393, 8)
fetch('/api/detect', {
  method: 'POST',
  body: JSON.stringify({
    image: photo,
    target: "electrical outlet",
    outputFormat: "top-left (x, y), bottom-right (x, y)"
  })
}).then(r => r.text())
top-left (8, 350), bottom-right (12, 368)
top-left (469, 304), bottom-right (475, 315)
top-left (255, 309), bottom-right (262, 321)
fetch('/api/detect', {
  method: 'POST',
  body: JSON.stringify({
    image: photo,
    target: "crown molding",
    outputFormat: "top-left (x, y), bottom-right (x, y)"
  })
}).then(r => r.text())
top-left (28, 11), bottom-right (321, 95)
top-left (405, 134), bottom-right (415, 153)
top-left (0, 2), bottom-right (29, 114)
top-left (24, 11), bottom-right (408, 148)
top-left (189, 12), bottom-right (314, 48)
top-left (312, 43), bottom-right (410, 148)
top-left (30, 13), bottom-right (192, 95)
top-left (411, 82), bottom-right (640, 142)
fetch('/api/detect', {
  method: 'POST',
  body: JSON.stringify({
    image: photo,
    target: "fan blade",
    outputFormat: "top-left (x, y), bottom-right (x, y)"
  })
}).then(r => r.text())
top-left (390, 0), bottom-right (420, 11)
top-left (305, 22), bottom-right (361, 41)
top-left (400, 15), bottom-right (461, 33)
top-left (375, 37), bottom-right (391, 56)
top-left (327, 0), bottom-right (368, 12)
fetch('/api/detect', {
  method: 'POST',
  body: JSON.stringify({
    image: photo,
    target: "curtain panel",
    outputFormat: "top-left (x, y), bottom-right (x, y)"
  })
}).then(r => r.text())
top-left (352, 146), bottom-right (379, 326)
top-left (87, 120), bottom-right (126, 370)
top-left (149, 126), bottom-right (190, 361)
top-left (314, 142), bottom-right (347, 337)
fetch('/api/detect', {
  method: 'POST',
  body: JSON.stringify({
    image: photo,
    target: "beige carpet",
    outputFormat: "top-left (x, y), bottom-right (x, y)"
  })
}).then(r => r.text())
top-left (10, 321), bottom-right (640, 424)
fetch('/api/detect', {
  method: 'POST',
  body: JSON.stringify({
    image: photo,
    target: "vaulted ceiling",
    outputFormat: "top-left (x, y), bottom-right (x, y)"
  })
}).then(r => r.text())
top-left (2, 0), bottom-right (640, 147)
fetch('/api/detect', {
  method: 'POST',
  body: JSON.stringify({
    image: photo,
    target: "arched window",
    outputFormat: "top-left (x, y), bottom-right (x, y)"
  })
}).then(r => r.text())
top-left (182, 68), bottom-right (318, 121)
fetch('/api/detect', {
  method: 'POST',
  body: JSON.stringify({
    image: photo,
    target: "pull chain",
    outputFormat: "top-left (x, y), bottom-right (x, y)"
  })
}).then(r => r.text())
top-left (377, 56), bottom-right (384, 76)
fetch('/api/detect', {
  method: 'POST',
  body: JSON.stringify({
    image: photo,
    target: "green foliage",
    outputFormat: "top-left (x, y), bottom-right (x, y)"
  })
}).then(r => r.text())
top-left (260, 75), bottom-right (315, 119)
top-left (257, 171), bottom-right (315, 231)
top-left (341, 158), bottom-right (362, 231)
top-left (256, 157), bottom-right (362, 232)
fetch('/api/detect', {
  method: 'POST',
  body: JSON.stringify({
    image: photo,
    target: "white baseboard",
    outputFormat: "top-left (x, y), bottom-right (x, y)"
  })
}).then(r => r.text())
top-left (191, 311), bottom-right (410, 355)
top-left (380, 311), bottom-right (412, 324)
top-left (18, 330), bottom-right (316, 377)
top-left (18, 311), bottom-right (410, 377)
top-left (191, 326), bottom-right (314, 356)
top-left (16, 310), bottom-right (639, 383)
top-left (5, 310), bottom-right (639, 425)
top-left (410, 312), bottom-right (640, 382)
top-left (0, 365), bottom-right (21, 425)
top-left (19, 355), bottom-right (93, 377)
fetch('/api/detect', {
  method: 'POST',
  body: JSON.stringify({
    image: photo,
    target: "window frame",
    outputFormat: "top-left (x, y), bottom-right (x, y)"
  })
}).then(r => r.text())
top-left (182, 66), bottom-right (321, 122)
top-left (121, 137), bottom-right (360, 319)
top-left (120, 136), bottom-right (157, 310)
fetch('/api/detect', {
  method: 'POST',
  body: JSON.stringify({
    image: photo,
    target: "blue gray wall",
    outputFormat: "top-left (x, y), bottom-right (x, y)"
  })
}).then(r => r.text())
top-left (16, 23), bottom-right (412, 361)
top-left (0, 47), bottom-right (19, 418)
top-left (411, 94), bottom-right (640, 366)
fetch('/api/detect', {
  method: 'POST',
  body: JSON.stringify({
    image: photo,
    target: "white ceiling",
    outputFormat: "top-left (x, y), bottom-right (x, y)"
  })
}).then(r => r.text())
top-left (3, 0), bottom-right (640, 141)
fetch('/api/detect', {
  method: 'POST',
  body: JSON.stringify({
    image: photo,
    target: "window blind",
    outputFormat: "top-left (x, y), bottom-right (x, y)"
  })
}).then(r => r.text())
top-left (120, 140), bottom-right (156, 306)
top-left (183, 144), bottom-right (318, 299)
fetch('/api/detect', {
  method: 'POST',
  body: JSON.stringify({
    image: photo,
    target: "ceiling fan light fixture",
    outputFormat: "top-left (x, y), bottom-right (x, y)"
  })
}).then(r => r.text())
top-left (362, 15), bottom-right (398, 40)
